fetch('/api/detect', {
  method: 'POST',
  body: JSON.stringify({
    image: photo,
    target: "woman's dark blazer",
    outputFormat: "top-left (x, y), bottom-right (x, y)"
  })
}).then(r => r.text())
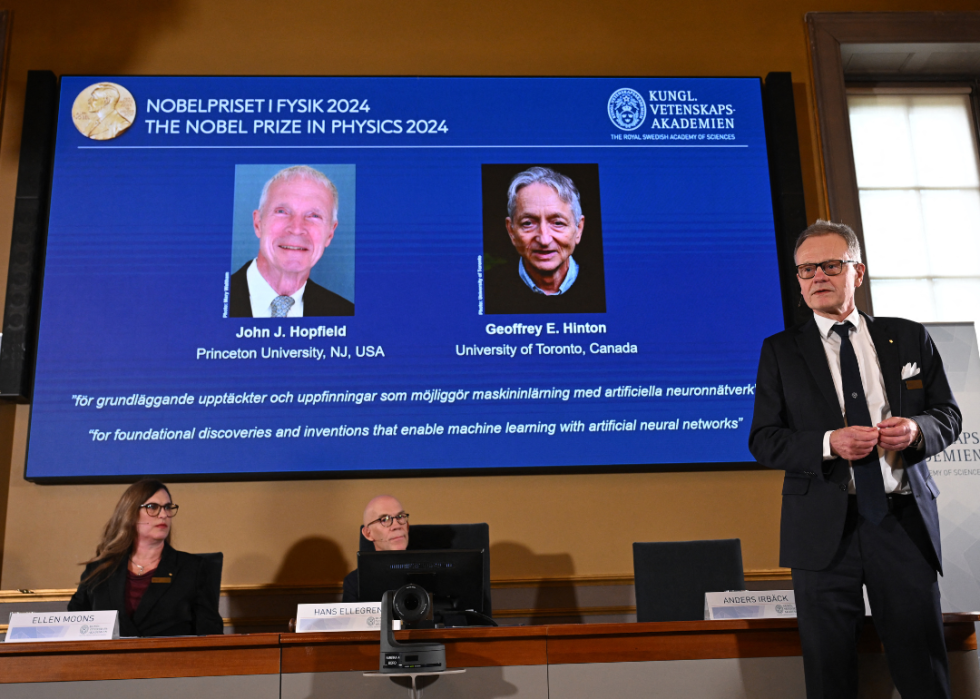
top-left (67, 544), bottom-right (223, 637)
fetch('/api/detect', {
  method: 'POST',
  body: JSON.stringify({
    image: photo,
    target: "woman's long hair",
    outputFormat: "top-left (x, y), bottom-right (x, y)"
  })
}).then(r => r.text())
top-left (81, 479), bottom-right (172, 586)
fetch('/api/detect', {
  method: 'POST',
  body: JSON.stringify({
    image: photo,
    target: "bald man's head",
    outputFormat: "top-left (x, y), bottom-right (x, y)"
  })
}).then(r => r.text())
top-left (361, 495), bottom-right (409, 551)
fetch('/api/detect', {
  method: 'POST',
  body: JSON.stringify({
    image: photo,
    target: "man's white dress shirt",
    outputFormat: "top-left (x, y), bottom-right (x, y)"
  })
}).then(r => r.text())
top-left (814, 309), bottom-right (908, 494)
top-left (247, 258), bottom-right (306, 318)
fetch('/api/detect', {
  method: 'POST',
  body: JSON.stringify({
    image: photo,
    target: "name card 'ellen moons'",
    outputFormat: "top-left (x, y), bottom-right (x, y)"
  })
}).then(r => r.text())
top-left (295, 603), bottom-right (401, 632)
top-left (5, 610), bottom-right (119, 642)
top-left (704, 591), bottom-right (797, 620)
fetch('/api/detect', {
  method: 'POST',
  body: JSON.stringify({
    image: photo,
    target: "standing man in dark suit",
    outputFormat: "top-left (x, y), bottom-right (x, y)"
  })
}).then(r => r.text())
top-left (749, 220), bottom-right (960, 699)
top-left (229, 165), bottom-right (354, 317)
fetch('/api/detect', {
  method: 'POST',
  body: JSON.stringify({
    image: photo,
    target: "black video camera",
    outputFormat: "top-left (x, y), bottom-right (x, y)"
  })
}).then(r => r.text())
top-left (379, 583), bottom-right (446, 673)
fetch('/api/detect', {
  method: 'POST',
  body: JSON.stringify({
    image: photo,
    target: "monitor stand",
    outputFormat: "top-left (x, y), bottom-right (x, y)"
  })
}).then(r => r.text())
top-left (364, 669), bottom-right (466, 699)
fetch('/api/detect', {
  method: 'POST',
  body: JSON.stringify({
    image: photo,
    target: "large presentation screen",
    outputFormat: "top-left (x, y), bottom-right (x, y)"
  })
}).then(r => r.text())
top-left (26, 76), bottom-right (785, 480)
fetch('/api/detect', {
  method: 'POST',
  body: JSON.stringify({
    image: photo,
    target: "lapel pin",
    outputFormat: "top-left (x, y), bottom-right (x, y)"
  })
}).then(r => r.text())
top-left (889, 339), bottom-right (894, 343)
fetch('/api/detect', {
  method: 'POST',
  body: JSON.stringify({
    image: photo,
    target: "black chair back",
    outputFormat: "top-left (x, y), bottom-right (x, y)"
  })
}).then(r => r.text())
top-left (197, 552), bottom-right (224, 613)
top-left (359, 523), bottom-right (491, 615)
top-left (632, 539), bottom-right (744, 622)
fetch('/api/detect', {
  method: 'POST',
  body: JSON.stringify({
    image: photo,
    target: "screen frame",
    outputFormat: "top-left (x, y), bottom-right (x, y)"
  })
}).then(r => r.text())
top-left (17, 73), bottom-right (804, 484)
top-left (357, 548), bottom-right (487, 617)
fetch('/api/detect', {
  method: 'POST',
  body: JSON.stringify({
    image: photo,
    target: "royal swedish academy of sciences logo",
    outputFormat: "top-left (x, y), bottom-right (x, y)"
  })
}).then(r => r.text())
top-left (607, 88), bottom-right (646, 131)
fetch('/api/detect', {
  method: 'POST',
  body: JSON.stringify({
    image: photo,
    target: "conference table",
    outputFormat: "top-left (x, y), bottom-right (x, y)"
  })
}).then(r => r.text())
top-left (2, 615), bottom-right (978, 698)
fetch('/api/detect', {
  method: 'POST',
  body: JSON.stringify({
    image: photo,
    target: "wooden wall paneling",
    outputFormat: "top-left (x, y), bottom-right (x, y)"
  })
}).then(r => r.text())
top-left (0, 617), bottom-right (974, 685)
top-left (941, 612), bottom-right (980, 652)
top-left (545, 620), bottom-right (803, 664)
top-left (546, 614), bottom-right (978, 665)
top-left (440, 636), bottom-right (548, 668)
top-left (280, 626), bottom-right (549, 673)
top-left (0, 633), bottom-right (282, 683)
top-left (0, 10), bottom-right (11, 167)
top-left (280, 631), bottom-right (378, 673)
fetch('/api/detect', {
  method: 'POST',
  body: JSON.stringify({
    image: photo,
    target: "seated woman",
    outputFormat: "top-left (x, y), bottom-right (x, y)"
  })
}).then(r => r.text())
top-left (68, 479), bottom-right (223, 637)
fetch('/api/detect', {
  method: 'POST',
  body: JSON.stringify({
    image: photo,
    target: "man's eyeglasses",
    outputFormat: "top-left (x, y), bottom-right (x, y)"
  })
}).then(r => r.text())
top-left (796, 259), bottom-right (859, 279)
top-left (365, 512), bottom-right (409, 528)
top-left (139, 503), bottom-right (179, 517)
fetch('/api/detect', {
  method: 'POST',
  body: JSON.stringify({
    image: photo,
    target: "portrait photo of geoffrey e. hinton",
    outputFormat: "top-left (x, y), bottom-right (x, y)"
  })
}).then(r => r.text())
top-left (481, 164), bottom-right (607, 315)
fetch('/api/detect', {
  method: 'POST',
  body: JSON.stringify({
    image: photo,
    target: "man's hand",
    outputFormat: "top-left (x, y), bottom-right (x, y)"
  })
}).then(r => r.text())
top-left (877, 417), bottom-right (919, 452)
top-left (830, 426), bottom-right (879, 461)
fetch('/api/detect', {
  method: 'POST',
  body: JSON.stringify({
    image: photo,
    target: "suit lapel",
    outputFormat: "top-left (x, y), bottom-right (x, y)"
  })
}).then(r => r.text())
top-left (133, 545), bottom-right (178, 625)
top-left (105, 560), bottom-right (128, 613)
top-left (89, 561), bottom-right (139, 637)
top-left (864, 313), bottom-right (902, 417)
top-left (229, 261), bottom-right (254, 318)
top-left (795, 318), bottom-right (843, 423)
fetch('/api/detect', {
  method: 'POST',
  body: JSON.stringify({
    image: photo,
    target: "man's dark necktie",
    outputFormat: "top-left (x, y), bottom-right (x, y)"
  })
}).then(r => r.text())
top-left (832, 322), bottom-right (888, 524)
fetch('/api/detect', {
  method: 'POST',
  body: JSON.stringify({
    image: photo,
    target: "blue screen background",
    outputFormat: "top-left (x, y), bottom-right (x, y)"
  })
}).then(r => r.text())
top-left (26, 76), bottom-right (785, 479)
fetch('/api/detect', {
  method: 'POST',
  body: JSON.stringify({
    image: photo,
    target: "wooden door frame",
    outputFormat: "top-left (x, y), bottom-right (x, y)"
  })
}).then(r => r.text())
top-left (806, 11), bottom-right (980, 313)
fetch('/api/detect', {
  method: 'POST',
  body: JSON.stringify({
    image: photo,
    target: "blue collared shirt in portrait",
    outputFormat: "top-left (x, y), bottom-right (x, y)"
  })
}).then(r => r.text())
top-left (518, 256), bottom-right (579, 295)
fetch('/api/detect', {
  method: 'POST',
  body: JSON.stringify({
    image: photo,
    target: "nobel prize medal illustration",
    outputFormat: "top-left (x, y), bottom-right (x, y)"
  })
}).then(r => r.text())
top-left (72, 82), bottom-right (136, 141)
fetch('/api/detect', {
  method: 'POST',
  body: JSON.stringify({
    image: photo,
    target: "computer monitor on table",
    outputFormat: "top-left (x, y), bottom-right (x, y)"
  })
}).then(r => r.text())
top-left (357, 549), bottom-right (488, 626)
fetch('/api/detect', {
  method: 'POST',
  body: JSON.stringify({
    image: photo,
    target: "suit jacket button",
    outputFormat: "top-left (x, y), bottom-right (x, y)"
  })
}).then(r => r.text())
top-left (839, 484), bottom-right (847, 491)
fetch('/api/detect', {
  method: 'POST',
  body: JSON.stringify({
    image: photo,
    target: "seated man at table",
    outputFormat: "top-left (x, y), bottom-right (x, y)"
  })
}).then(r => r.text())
top-left (342, 494), bottom-right (409, 602)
